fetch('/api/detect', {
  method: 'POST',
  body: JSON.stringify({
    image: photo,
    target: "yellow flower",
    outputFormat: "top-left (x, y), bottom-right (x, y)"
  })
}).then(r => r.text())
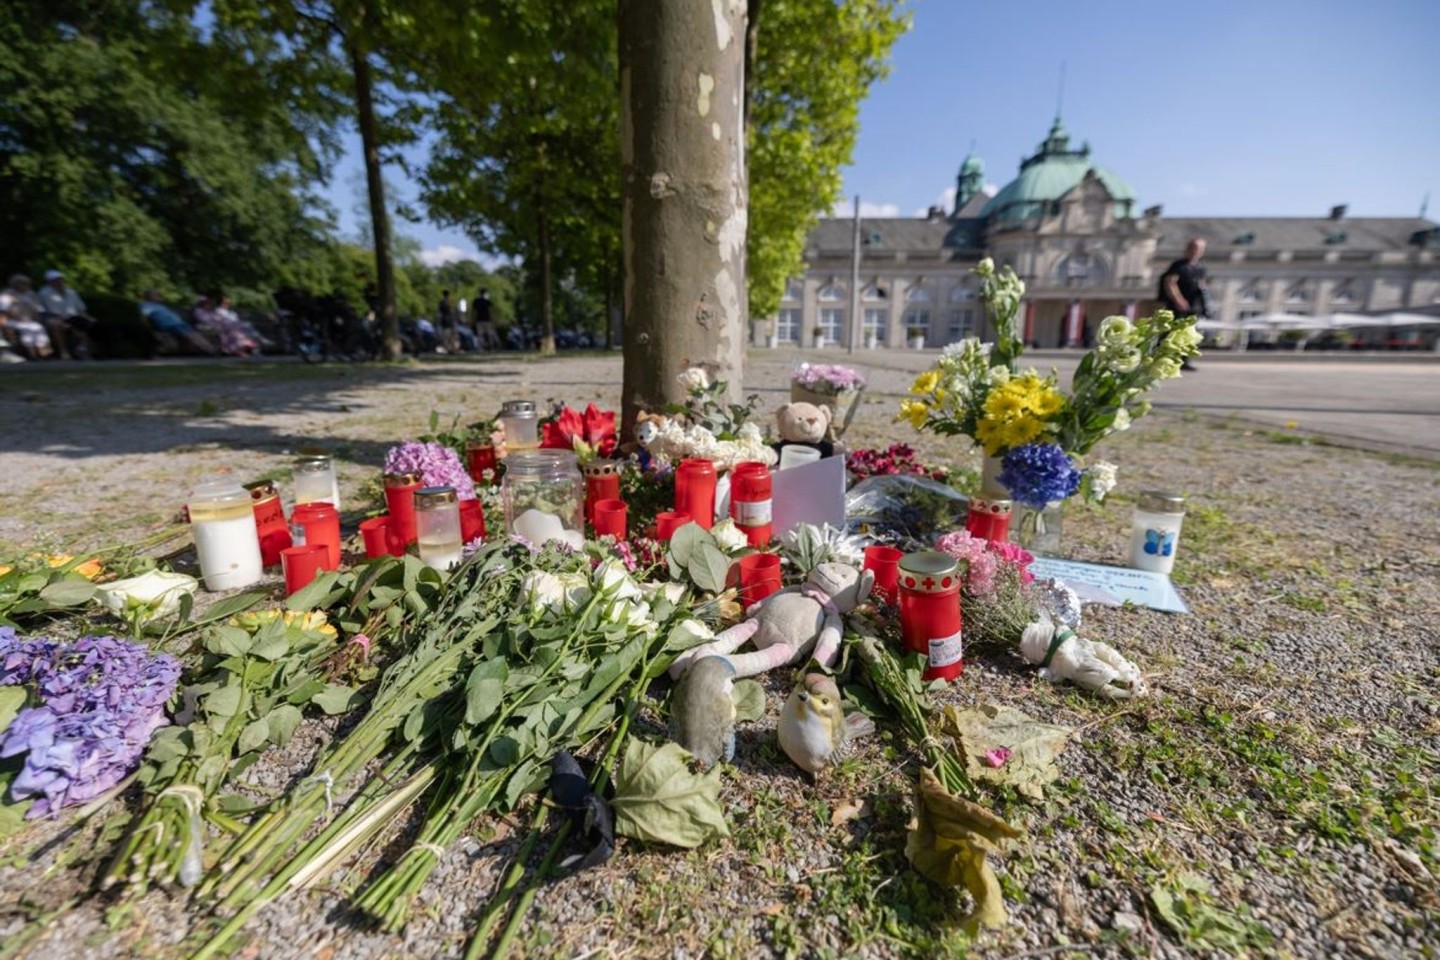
top-left (910, 370), bottom-right (940, 396)
top-left (897, 398), bottom-right (929, 430)
top-left (229, 608), bottom-right (338, 638)
top-left (0, 555), bottom-right (103, 580)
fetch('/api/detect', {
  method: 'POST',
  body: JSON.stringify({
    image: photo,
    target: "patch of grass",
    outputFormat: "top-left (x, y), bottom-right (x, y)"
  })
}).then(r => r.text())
top-left (194, 398), bottom-right (221, 417)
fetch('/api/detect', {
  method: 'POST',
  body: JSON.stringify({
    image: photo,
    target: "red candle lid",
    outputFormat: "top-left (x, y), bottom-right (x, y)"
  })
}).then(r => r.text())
top-left (898, 550), bottom-right (960, 593)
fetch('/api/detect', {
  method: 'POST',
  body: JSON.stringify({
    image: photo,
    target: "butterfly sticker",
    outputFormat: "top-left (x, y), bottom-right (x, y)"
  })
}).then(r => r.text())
top-left (1144, 529), bottom-right (1175, 557)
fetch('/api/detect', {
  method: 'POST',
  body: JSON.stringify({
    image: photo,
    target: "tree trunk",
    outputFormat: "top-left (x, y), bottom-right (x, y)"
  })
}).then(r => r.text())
top-left (618, 0), bottom-right (748, 435)
top-left (743, 0), bottom-right (762, 131)
top-left (537, 212), bottom-right (556, 356)
top-left (351, 41), bottom-right (401, 361)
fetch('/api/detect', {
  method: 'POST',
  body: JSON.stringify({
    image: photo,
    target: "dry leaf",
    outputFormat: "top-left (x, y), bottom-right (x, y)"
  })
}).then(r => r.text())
top-left (830, 798), bottom-right (871, 827)
top-left (944, 704), bottom-right (1072, 800)
top-left (905, 768), bottom-right (1022, 932)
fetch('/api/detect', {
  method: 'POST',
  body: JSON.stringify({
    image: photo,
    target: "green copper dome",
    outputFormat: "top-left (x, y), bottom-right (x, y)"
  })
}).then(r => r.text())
top-left (981, 118), bottom-right (1135, 223)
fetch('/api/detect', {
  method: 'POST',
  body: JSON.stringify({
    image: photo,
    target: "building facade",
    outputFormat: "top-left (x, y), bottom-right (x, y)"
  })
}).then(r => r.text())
top-left (767, 118), bottom-right (1440, 349)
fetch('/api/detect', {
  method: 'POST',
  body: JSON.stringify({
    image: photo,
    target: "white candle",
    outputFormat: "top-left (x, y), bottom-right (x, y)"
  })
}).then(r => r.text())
top-left (189, 479), bottom-right (263, 590)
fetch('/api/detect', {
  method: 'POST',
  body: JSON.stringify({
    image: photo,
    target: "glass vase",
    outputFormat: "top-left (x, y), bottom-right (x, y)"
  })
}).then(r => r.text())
top-left (1015, 500), bottom-right (1065, 556)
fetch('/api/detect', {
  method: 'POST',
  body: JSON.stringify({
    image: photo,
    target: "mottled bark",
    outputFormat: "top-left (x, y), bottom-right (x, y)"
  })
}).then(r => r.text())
top-left (619, 0), bottom-right (748, 434)
top-left (350, 41), bottom-right (400, 361)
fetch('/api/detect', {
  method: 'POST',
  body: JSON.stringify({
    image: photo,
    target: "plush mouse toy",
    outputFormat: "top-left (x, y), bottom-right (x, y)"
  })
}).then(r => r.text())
top-left (773, 402), bottom-right (835, 459)
top-left (669, 562), bottom-right (874, 679)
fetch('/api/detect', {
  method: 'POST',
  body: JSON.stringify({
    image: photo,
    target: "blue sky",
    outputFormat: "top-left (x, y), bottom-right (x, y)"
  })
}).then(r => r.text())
top-left (328, 0), bottom-right (1440, 264)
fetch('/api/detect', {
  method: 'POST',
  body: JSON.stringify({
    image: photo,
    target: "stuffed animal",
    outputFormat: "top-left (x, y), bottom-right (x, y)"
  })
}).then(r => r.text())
top-left (633, 411), bottom-right (670, 450)
top-left (774, 402), bottom-right (835, 459)
top-left (1019, 615), bottom-right (1148, 699)
top-left (669, 562), bottom-right (874, 680)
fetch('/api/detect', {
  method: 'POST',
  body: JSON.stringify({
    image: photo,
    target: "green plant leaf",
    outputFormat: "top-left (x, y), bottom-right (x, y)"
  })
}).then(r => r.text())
top-left (0, 686), bottom-right (27, 732)
top-left (38, 578), bottom-right (95, 607)
top-left (489, 735), bottom-right (522, 767)
top-left (207, 626), bottom-right (253, 658)
top-left (731, 680), bottom-right (766, 724)
top-left (689, 544), bottom-right (733, 594)
top-left (284, 574), bottom-right (342, 612)
top-left (266, 704), bottom-right (304, 745)
top-left (465, 659), bottom-right (509, 726)
top-left (612, 740), bottom-right (729, 849)
top-left (193, 590), bottom-right (267, 625)
top-left (668, 523), bottom-right (708, 570)
top-left (237, 717), bottom-right (270, 755)
top-left (248, 631), bottom-right (292, 662)
top-left (943, 704), bottom-right (1072, 800)
top-left (311, 684), bottom-right (359, 716)
top-left (206, 685), bottom-right (243, 718)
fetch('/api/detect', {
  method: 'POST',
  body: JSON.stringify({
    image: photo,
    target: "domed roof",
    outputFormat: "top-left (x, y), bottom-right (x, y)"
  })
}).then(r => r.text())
top-left (960, 151), bottom-right (983, 176)
top-left (981, 117), bottom-right (1134, 223)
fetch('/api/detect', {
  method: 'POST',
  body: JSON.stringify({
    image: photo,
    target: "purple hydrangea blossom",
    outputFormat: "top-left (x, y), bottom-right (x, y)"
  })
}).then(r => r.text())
top-left (0, 632), bottom-right (180, 818)
top-left (997, 443), bottom-right (1083, 510)
top-left (384, 440), bottom-right (477, 501)
top-left (792, 363), bottom-right (866, 393)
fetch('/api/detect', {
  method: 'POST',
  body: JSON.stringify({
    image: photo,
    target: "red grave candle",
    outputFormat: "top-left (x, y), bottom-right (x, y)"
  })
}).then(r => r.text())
top-left (966, 496), bottom-right (1013, 544)
top-left (383, 472), bottom-right (421, 546)
top-left (281, 544), bottom-right (328, 596)
top-left (674, 459), bottom-right (716, 530)
top-left (246, 480), bottom-right (292, 567)
top-left (863, 544), bottom-right (905, 605)
top-left (897, 550), bottom-right (964, 682)
top-left (291, 503), bottom-right (341, 571)
top-left (459, 499), bottom-right (487, 544)
top-left (466, 442), bottom-right (499, 485)
top-left (729, 461), bottom-right (773, 547)
top-left (593, 498), bottom-right (628, 540)
top-left (654, 511), bottom-right (691, 542)
top-left (359, 516), bottom-right (394, 560)
top-left (738, 552), bottom-right (782, 608)
top-left (582, 461), bottom-right (623, 528)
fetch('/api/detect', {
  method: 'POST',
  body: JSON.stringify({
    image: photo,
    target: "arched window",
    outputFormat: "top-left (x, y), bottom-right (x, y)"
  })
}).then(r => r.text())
top-left (862, 283), bottom-right (887, 301)
top-left (1052, 252), bottom-right (1109, 287)
top-left (1239, 280), bottom-right (1265, 304)
top-left (906, 285), bottom-right (932, 304)
top-left (1285, 280), bottom-right (1312, 304)
top-left (1330, 279), bottom-right (1356, 304)
top-left (782, 280), bottom-right (803, 302)
top-left (818, 283), bottom-right (845, 302)
top-left (949, 282), bottom-right (974, 302)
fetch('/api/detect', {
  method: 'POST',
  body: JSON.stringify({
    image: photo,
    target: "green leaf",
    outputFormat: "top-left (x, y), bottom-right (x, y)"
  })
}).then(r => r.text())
top-left (489, 735), bottom-right (521, 767)
top-left (206, 685), bottom-right (243, 718)
top-left (207, 626), bottom-right (253, 658)
top-left (731, 680), bottom-right (766, 724)
top-left (38, 578), bottom-right (95, 607)
top-left (249, 631), bottom-right (293, 662)
top-left (215, 793), bottom-right (261, 814)
top-left (0, 687), bottom-right (27, 733)
top-left (689, 544), bottom-right (733, 594)
top-left (668, 523), bottom-right (708, 570)
top-left (311, 684), bottom-right (359, 716)
top-left (237, 717), bottom-right (270, 754)
top-left (465, 659), bottom-right (508, 726)
top-left (0, 793), bottom-right (35, 841)
top-left (193, 590), bottom-right (267, 625)
top-left (943, 704), bottom-right (1073, 800)
top-left (266, 704), bottom-right (304, 745)
top-left (284, 574), bottom-right (342, 612)
top-left (612, 740), bottom-right (729, 849)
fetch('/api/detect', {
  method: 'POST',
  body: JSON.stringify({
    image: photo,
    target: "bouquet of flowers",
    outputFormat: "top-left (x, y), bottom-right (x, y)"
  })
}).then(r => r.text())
top-left (384, 440), bottom-right (477, 500)
top-left (643, 367), bottom-right (776, 471)
top-left (898, 259), bottom-right (1199, 522)
top-left (542, 402), bottom-right (617, 463)
top-left (791, 362), bottom-right (865, 441)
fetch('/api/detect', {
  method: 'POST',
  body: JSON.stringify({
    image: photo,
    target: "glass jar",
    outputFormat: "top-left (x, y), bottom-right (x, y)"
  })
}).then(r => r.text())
top-left (189, 478), bottom-right (263, 591)
top-left (502, 450), bottom-right (584, 535)
top-left (897, 550), bottom-right (963, 683)
top-left (415, 485), bottom-right (463, 570)
top-left (294, 455), bottom-right (340, 509)
top-left (1130, 491), bottom-right (1186, 575)
top-left (498, 400), bottom-right (540, 453)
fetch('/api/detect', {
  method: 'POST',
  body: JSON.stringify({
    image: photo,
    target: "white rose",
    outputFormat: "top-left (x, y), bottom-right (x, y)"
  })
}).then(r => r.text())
top-left (1097, 316), bottom-right (1133, 344)
top-left (666, 618), bottom-right (715, 652)
top-left (1088, 461), bottom-right (1118, 500)
top-left (97, 570), bottom-right (198, 622)
top-left (522, 570), bottom-right (592, 614)
top-left (595, 560), bottom-right (643, 601)
top-left (709, 518), bottom-right (748, 553)
top-left (676, 367), bottom-right (710, 392)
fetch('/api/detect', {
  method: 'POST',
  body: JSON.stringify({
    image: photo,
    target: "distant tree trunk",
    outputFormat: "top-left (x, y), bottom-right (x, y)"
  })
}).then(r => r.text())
top-left (618, 0), bottom-right (748, 434)
top-left (351, 41), bottom-right (400, 360)
top-left (743, 0), bottom-right (762, 130)
top-left (537, 212), bottom-right (556, 355)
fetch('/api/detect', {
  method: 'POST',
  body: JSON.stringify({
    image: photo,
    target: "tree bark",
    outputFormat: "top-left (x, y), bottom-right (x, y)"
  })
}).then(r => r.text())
top-left (536, 211), bottom-right (556, 356)
top-left (350, 40), bottom-right (401, 361)
top-left (619, 0), bottom-right (748, 435)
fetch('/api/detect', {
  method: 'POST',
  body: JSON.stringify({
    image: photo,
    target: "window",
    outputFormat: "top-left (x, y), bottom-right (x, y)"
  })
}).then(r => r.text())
top-left (819, 308), bottom-right (845, 343)
top-left (862, 283), bottom-right (887, 301)
top-left (776, 308), bottom-right (801, 344)
top-left (863, 308), bottom-right (888, 345)
top-left (947, 309), bottom-right (974, 341)
top-left (1238, 310), bottom-right (1263, 322)
top-left (906, 285), bottom-right (932, 304)
top-left (1331, 280), bottom-right (1356, 304)
top-left (1239, 280), bottom-right (1265, 304)
top-left (948, 282), bottom-right (974, 302)
top-left (905, 309), bottom-right (930, 341)
top-left (782, 280), bottom-right (803, 302)
top-left (1285, 280), bottom-right (1312, 304)
top-left (818, 283), bottom-right (845, 302)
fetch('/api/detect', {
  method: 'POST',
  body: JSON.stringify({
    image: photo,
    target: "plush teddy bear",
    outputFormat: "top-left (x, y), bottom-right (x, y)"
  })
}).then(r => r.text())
top-left (773, 401), bottom-right (835, 459)
top-left (669, 561), bottom-right (875, 679)
top-left (633, 411), bottom-right (670, 450)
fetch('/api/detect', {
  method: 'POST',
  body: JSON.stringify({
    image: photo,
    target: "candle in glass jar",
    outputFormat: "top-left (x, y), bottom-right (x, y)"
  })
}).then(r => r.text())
top-left (729, 461), bottom-right (773, 546)
top-left (466, 441), bottom-right (499, 484)
top-left (674, 459), bottom-right (716, 530)
top-left (582, 460), bottom-right (623, 528)
top-left (294, 455), bottom-right (340, 509)
top-left (415, 486), bottom-right (463, 570)
top-left (189, 478), bottom-right (264, 591)
top-left (897, 551), bottom-right (964, 682)
top-left (1130, 491), bottom-right (1186, 575)
top-left (291, 502), bottom-right (340, 570)
top-left (498, 400), bottom-right (540, 454)
top-left (383, 472), bottom-right (421, 546)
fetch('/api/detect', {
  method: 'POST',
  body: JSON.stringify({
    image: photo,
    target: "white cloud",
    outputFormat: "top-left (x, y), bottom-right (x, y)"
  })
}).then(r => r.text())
top-left (830, 198), bottom-right (901, 218)
top-left (419, 244), bottom-right (481, 267)
top-left (983, 182), bottom-right (998, 197)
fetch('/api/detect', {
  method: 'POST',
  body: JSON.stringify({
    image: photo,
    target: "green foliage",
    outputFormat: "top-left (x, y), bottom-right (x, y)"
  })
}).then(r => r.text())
top-left (612, 740), bottom-right (730, 849)
top-left (746, 0), bottom-right (908, 318)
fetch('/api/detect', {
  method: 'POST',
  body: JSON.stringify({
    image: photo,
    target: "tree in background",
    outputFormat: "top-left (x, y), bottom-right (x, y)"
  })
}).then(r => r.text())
top-left (417, 0), bottom-right (619, 356)
top-left (745, 0), bottom-right (907, 321)
top-left (0, 0), bottom-right (339, 299)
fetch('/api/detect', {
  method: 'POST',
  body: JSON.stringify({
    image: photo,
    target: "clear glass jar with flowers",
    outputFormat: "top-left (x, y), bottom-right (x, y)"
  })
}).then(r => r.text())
top-left (897, 259), bottom-right (1200, 553)
top-left (791, 361), bottom-right (866, 441)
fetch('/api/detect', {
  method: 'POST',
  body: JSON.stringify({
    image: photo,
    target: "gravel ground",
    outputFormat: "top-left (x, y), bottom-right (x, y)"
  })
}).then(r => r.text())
top-left (0, 353), bottom-right (1437, 960)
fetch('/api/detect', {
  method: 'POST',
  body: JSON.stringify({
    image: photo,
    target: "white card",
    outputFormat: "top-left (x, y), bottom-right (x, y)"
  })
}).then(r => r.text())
top-left (771, 455), bottom-right (847, 536)
top-left (1027, 557), bottom-right (1190, 614)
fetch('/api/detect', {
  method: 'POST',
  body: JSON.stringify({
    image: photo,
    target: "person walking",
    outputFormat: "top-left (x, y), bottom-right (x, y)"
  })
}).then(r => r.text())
top-left (437, 289), bottom-right (458, 353)
top-left (1157, 237), bottom-right (1206, 370)
top-left (474, 288), bottom-right (499, 351)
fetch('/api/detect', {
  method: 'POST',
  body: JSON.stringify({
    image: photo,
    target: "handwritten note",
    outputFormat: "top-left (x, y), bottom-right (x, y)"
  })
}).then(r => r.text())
top-left (1028, 557), bottom-right (1190, 614)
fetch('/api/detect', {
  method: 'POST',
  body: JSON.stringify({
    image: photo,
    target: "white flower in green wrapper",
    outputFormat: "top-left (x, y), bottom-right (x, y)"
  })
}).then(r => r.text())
top-left (666, 617), bottom-right (715, 653)
top-left (522, 570), bottom-right (592, 614)
top-left (709, 518), bottom-right (749, 554)
top-left (97, 570), bottom-right (198, 623)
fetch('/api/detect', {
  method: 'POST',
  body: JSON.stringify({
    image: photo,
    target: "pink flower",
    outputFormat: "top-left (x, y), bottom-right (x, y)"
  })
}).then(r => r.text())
top-left (988, 540), bottom-right (1035, 584)
top-left (984, 747), bottom-right (1012, 768)
top-left (936, 530), bottom-right (1000, 595)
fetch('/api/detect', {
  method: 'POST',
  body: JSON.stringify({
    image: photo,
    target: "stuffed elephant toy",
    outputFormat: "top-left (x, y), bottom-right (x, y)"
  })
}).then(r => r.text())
top-left (670, 562), bottom-right (875, 679)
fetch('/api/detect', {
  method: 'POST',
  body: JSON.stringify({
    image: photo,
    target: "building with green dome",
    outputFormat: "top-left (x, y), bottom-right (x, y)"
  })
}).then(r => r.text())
top-left (768, 118), bottom-right (1439, 350)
